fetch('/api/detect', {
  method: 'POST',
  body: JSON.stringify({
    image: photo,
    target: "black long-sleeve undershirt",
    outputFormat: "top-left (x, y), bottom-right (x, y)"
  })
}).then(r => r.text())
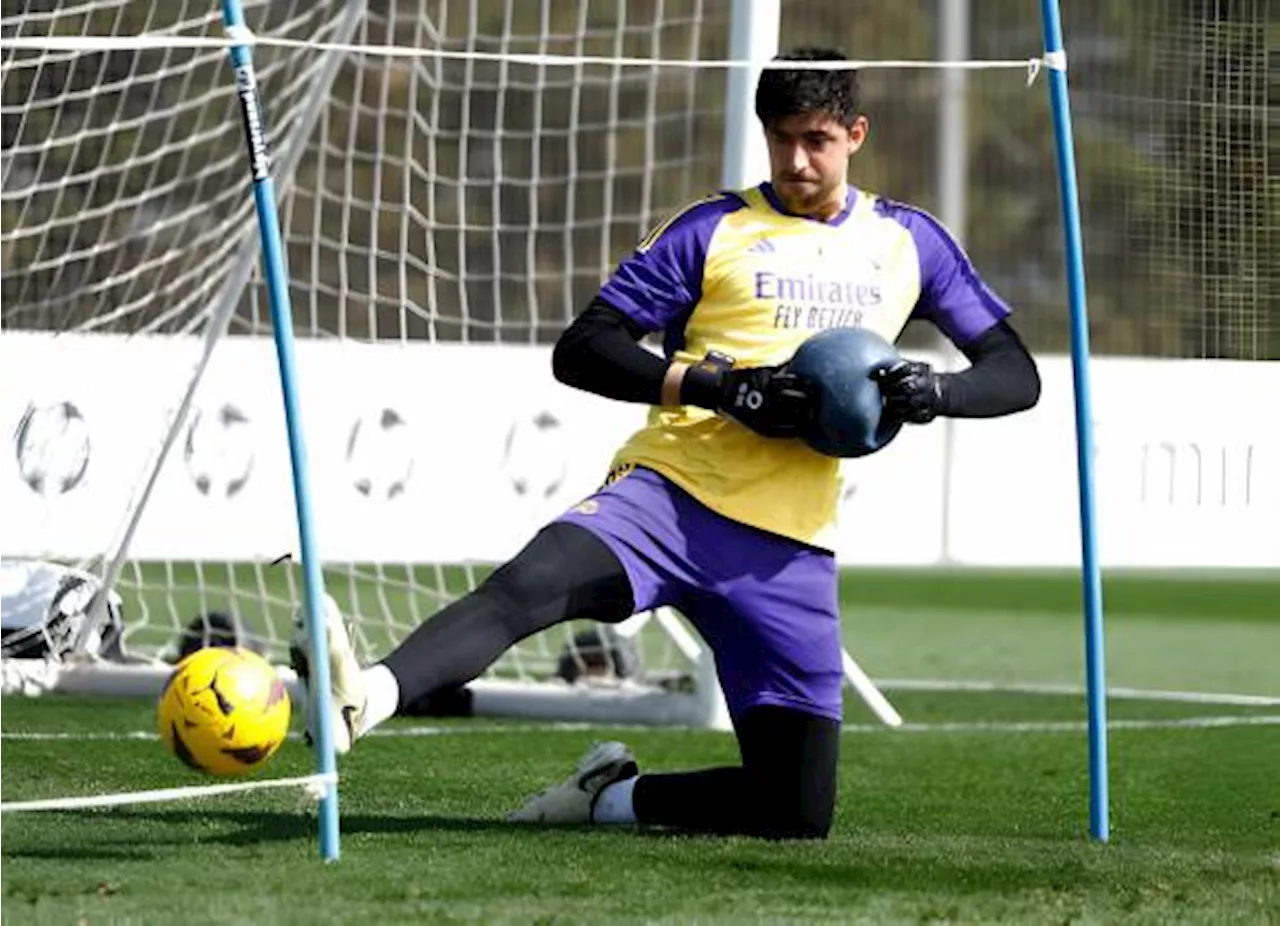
top-left (551, 298), bottom-right (1040, 418)
top-left (937, 321), bottom-right (1041, 417)
top-left (551, 297), bottom-right (668, 404)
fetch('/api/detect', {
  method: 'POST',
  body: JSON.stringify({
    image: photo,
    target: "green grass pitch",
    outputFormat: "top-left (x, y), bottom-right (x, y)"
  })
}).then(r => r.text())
top-left (3, 568), bottom-right (1278, 924)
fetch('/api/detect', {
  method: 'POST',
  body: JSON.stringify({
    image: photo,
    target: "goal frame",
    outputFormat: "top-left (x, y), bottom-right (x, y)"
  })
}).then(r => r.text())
top-left (1, 0), bottom-right (1118, 852)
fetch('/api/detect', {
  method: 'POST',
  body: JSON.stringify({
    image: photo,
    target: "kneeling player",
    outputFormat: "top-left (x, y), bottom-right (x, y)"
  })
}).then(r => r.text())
top-left (293, 47), bottom-right (1040, 838)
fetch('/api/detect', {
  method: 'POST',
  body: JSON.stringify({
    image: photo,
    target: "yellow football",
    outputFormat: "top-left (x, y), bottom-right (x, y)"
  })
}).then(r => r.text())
top-left (157, 646), bottom-right (290, 776)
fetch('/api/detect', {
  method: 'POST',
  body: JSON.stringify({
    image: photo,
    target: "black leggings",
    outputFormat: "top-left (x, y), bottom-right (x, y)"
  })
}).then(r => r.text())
top-left (380, 520), bottom-right (840, 839)
top-left (381, 521), bottom-right (633, 708)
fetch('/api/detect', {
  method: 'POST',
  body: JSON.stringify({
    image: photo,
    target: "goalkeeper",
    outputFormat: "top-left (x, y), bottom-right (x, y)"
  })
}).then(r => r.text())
top-left (294, 47), bottom-right (1040, 839)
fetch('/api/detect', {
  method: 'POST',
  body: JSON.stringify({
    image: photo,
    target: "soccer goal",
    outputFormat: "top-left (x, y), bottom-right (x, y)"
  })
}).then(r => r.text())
top-left (2, 0), bottom-right (930, 733)
top-left (5, 0), bottom-right (1276, 869)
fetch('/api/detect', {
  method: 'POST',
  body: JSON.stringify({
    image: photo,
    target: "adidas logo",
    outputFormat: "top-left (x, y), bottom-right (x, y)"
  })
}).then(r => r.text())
top-left (747, 237), bottom-right (776, 254)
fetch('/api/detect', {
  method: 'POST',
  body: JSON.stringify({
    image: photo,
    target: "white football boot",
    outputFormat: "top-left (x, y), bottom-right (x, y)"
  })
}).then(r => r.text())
top-left (289, 593), bottom-right (366, 755)
top-left (507, 741), bottom-right (639, 824)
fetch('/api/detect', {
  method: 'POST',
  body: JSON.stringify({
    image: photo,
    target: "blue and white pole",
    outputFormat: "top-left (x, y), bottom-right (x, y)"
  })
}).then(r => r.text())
top-left (219, 1), bottom-right (341, 861)
top-left (1038, 0), bottom-right (1110, 842)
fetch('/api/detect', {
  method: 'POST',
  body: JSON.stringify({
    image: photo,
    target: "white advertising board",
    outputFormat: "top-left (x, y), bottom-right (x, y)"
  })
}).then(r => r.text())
top-left (2, 333), bottom-right (1276, 568)
top-left (2, 333), bottom-right (637, 564)
top-left (946, 357), bottom-right (1279, 568)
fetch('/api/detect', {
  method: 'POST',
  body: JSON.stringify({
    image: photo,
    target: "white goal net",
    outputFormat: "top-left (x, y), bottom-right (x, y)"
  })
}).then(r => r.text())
top-left (15, 0), bottom-right (1265, 729)
top-left (1, 0), bottom-right (733, 726)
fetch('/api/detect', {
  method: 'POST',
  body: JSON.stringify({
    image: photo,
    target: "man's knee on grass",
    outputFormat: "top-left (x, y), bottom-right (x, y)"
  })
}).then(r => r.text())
top-left (631, 757), bottom-right (835, 839)
top-left (630, 705), bottom-right (839, 839)
top-left (750, 779), bottom-right (834, 840)
top-left (740, 705), bottom-right (840, 839)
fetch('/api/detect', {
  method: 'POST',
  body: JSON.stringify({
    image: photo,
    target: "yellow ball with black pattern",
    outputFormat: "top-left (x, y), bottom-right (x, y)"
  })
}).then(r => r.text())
top-left (157, 646), bottom-right (290, 777)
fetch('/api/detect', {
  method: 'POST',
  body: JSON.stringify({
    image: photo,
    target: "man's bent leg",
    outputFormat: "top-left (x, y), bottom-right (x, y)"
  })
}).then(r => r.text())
top-left (623, 525), bottom-right (843, 837)
top-left (632, 705), bottom-right (840, 838)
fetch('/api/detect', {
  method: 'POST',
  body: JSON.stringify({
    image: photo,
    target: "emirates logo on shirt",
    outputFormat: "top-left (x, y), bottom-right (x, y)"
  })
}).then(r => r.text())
top-left (754, 270), bottom-right (883, 309)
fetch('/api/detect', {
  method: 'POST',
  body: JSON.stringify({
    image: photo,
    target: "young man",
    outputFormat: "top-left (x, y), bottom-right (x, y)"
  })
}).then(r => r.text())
top-left (294, 47), bottom-right (1040, 839)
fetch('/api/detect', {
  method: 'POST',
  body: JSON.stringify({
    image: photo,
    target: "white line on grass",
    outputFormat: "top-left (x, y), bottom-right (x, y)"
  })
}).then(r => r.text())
top-left (4, 714), bottom-right (1279, 743)
top-left (878, 678), bottom-right (1280, 707)
top-left (842, 715), bottom-right (1280, 734)
top-left (0, 772), bottom-right (336, 813)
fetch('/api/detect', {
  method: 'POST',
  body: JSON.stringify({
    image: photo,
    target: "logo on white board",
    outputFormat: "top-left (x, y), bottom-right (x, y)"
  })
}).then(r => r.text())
top-left (183, 404), bottom-right (256, 498)
top-left (501, 410), bottom-right (568, 500)
top-left (14, 401), bottom-right (91, 497)
top-left (345, 408), bottom-right (415, 500)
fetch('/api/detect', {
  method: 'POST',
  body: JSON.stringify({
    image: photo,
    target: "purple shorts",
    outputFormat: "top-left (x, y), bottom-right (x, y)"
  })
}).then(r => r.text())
top-left (557, 466), bottom-right (843, 722)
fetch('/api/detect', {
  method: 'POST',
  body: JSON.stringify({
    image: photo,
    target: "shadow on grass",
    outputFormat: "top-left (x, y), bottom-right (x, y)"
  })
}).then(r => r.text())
top-left (2, 806), bottom-right (512, 854)
top-left (3, 809), bottom-right (1264, 898)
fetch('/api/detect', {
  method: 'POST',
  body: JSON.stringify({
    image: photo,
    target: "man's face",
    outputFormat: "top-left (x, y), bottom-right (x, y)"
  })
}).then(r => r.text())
top-left (764, 111), bottom-right (868, 218)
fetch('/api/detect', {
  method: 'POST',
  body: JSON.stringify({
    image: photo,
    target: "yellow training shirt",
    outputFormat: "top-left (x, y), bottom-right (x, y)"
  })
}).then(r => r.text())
top-left (596, 183), bottom-right (1011, 550)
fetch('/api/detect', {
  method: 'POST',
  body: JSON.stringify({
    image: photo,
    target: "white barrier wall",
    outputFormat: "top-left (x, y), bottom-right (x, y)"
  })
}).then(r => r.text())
top-left (946, 358), bottom-right (1279, 568)
top-left (2, 333), bottom-right (1276, 568)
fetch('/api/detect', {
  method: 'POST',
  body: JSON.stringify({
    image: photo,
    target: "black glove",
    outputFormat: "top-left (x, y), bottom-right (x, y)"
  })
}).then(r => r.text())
top-left (876, 359), bottom-right (945, 424)
top-left (681, 352), bottom-right (815, 439)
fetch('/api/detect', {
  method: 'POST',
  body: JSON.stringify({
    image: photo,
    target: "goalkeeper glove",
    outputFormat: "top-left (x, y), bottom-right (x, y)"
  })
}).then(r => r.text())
top-left (876, 359), bottom-right (944, 424)
top-left (680, 352), bottom-right (815, 439)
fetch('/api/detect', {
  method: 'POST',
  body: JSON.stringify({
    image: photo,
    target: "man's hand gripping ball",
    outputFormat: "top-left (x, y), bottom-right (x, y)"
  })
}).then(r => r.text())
top-left (682, 352), bottom-right (815, 439)
top-left (875, 359), bottom-right (943, 424)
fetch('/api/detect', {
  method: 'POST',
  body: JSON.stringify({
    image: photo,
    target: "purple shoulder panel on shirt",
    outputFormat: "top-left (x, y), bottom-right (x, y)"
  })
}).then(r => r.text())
top-left (597, 193), bottom-right (746, 332)
top-left (873, 198), bottom-right (1012, 345)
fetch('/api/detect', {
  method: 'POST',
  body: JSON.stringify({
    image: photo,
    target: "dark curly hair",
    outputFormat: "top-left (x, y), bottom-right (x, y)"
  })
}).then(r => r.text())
top-left (754, 47), bottom-right (861, 128)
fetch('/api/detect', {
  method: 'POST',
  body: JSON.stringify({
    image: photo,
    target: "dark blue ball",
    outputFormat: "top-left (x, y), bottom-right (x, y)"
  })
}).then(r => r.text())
top-left (789, 327), bottom-right (903, 458)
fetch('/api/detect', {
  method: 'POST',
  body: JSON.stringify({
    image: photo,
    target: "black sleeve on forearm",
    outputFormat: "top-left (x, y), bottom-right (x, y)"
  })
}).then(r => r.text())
top-left (551, 298), bottom-right (669, 404)
top-left (938, 321), bottom-right (1041, 418)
